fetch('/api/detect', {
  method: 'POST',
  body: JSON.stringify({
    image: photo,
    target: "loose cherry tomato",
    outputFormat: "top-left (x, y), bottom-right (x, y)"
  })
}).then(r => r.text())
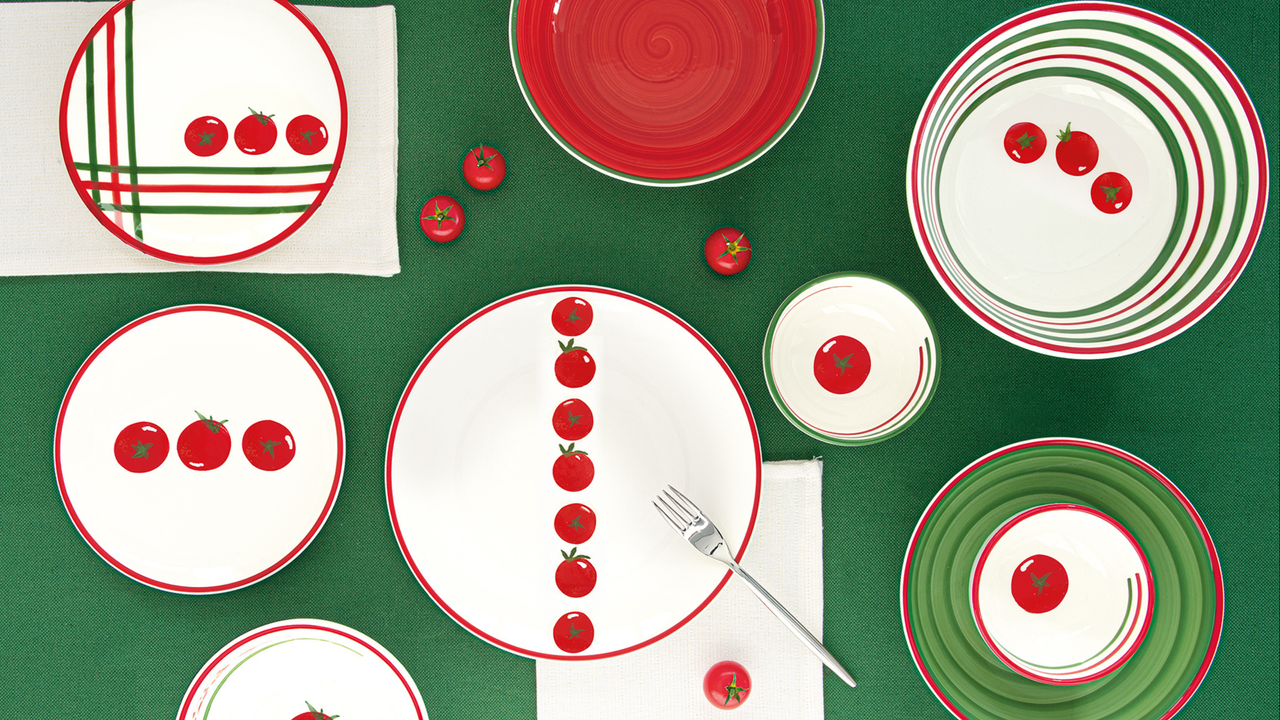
top-left (183, 116), bottom-right (227, 157)
top-left (1011, 554), bottom-right (1069, 613)
top-left (420, 195), bottom-right (465, 243)
top-left (177, 411), bottom-right (231, 471)
top-left (553, 443), bottom-right (594, 492)
top-left (290, 701), bottom-right (337, 720)
top-left (554, 503), bottom-right (597, 544)
top-left (704, 227), bottom-right (751, 275)
top-left (241, 419), bottom-right (296, 471)
top-left (551, 297), bottom-right (593, 336)
top-left (1055, 123), bottom-right (1098, 176)
top-left (813, 335), bottom-right (871, 394)
top-left (555, 339), bottom-right (595, 388)
top-left (113, 421), bottom-right (169, 473)
top-left (555, 547), bottom-right (597, 598)
top-left (553, 611), bottom-right (594, 653)
top-left (1090, 172), bottom-right (1132, 214)
top-left (285, 115), bottom-right (328, 155)
top-left (1003, 121), bottom-right (1045, 163)
top-left (462, 145), bottom-right (507, 191)
top-left (234, 107), bottom-right (277, 155)
top-left (552, 398), bottom-right (593, 441)
top-left (704, 660), bottom-right (751, 709)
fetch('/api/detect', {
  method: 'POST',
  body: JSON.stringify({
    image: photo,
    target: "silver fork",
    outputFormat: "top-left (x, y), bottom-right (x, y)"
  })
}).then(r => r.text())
top-left (654, 485), bottom-right (857, 688)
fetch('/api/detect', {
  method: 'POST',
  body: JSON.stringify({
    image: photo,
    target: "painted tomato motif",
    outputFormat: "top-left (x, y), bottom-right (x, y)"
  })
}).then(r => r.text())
top-left (183, 116), bottom-right (227, 157)
top-left (813, 335), bottom-right (872, 395)
top-left (551, 297), bottom-right (593, 336)
top-left (555, 339), bottom-right (595, 388)
top-left (555, 547), bottom-right (597, 598)
top-left (285, 115), bottom-right (328, 155)
top-left (704, 660), bottom-right (751, 709)
top-left (554, 503), bottom-right (596, 544)
top-left (462, 145), bottom-right (507, 191)
top-left (553, 611), bottom-right (594, 653)
top-left (420, 195), bottom-right (465, 243)
top-left (1055, 123), bottom-right (1098, 176)
top-left (290, 701), bottom-right (337, 720)
top-left (242, 419), bottom-right (296, 471)
top-left (1003, 122), bottom-right (1045, 163)
top-left (704, 227), bottom-right (751, 276)
top-left (552, 398), bottom-right (593, 441)
top-left (177, 411), bottom-right (231, 471)
top-left (1090, 172), bottom-right (1133, 214)
top-left (234, 107), bottom-right (277, 155)
top-left (553, 443), bottom-right (594, 492)
top-left (1011, 554), bottom-right (1069, 614)
top-left (113, 421), bottom-right (169, 473)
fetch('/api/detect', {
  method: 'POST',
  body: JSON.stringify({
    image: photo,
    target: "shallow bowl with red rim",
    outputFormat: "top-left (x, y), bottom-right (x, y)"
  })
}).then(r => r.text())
top-left (509, 0), bottom-right (823, 185)
top-left (762, 272), bottom-right (939, 446)
top-left (971, 503), bottom-right (1154, 685)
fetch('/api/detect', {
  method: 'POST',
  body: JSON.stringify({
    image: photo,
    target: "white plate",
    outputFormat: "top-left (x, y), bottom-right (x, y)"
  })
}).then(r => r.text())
top-left (60, 0), bottom-right (346, 264)
top-left (763, 273), bottom-right (939, 445)
top-left (386, 286), bottom-right (761, 660)
top-left (176, 619), bottom-right (427, 720)
top-left (55, 305), bottom-right (344, 593)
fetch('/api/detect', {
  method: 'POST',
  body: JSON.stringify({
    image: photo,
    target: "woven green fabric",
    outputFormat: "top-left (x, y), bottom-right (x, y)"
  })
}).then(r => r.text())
top-left (1, 0), bottom-right (1275, 718)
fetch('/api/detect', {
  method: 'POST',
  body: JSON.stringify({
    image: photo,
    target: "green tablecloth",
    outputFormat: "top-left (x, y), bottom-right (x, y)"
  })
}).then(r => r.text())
top-left (1, 0), bottom-right (1275, 717)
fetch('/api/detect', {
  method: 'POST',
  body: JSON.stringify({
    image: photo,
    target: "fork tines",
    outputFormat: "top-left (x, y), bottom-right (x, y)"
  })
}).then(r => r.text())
top-left (654, 484), bottom-right (699, 532)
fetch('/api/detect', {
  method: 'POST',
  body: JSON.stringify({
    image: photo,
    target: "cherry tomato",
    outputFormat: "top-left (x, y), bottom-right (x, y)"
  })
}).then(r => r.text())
top-left (704, 227), bottom-right (751, 275)
top-left (554, 503), bottom-right (597, 544)
top-left (462, 145), bottom-right (507, 191)
top-left (113, 421), bottom-right (169, 473)
top-left (285, 115), bottom-right (328, 155)
top-left (177, 411), bottom-right (231, 471)
top-left (1090, 171), bottom-right (1133, 214)
top-left (183, 116), bottom-right (227, 157)
top-left (555, 547), bottom-right (597, 598)
top-left (1010, 554), bottom-right (1069, 614)
top-left (1055, 122), bottom-right (1098, 176)
top-left (290, 701), bottom-right (337, 720)
top-left (241, 419), bottom-right (296, 471)
top-left (553, 443), bottom-right (594, 492)
top-left (553, 611), bottom-right (594, 653)
top-left (552, 399), bottom-right (594, 441)
top-left (1003, 121), bottom-right (1045, 163)
top-left (234, 107), bottom-right (277, 155)
top-left (555, 339), bottom-right (595, 388)
top-left (704, 660), bottom-right (751, 709)
top-left (813, 335), bottom-right (872, 395)
top-left (420, 195), bottom-right (465, 243)
top-left (551, 297), bottom-right (593, 336)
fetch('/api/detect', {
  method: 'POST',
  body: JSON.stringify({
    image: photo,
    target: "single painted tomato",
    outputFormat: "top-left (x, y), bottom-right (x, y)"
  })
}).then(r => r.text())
top-left (183, 116), bottom-right (227, 157)
top-left (462, 145), bottom-right (507, 191)
top-left (553, 443), bottom-right (594, 492)
top-left (555, 503), bottom-right (597, 544)
top-left (176, 411), bottom-right (232, 471)
top-left (1055, 123), bottom-right (1098, 176)
top-left (1011, 554), bottom-right (1069, 614)
top-left (241, 419), bottom-right (296, 471)
top-left (704, 660), bottom-right (751, 709)
top-left (555, 547), bottom-right (597, 598)
top-left (555, 339), bottom-right (596, 388)
top-left (420, 195), bottom-right (465, 243)
top-left (552, 398), bottom-right (593, 441)
top-left (1090, 171), bottom-right (1133, 214)
top-left (285, 115), bottom-right (328, 155)
top-left (553, 611), bottom-right (594, 653)
top-left (234, 107), bottom-right (277, 155)
top-left (113, 421), bottom-right (169, 473)
top-left (551, 297), bottom-right (593, 336)
top-left (704, 227), bottom-right (751, 276)
top-left (290, 701), bottom-right (338, 720)
top-left (1003, 122), bottom-right (1045, 163)
top-left (813, 335), bottom-right (871, 395)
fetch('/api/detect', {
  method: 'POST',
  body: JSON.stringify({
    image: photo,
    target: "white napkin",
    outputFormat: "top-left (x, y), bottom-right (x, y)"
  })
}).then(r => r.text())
top-left (0, 2), bottom-right (399, 276)
top-left (536, 459), bottom-right (826, 720)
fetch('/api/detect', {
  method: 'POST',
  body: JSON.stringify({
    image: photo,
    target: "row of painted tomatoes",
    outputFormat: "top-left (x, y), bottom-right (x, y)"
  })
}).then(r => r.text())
top-left (183, 110), bottom-right (328, 157)
top-left (1003, 121), bottom-right (1132, 214)
top-left (113, 412), bottom-right (295, 473)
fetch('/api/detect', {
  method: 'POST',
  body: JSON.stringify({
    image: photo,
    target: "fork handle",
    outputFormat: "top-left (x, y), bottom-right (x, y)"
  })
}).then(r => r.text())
top-left (727, 561), bottom-right (857, 688)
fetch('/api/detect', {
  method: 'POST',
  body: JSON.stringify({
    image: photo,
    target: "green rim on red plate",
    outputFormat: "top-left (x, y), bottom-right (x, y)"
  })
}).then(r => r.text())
top-left (901, 438), bottom-right (1222, 720)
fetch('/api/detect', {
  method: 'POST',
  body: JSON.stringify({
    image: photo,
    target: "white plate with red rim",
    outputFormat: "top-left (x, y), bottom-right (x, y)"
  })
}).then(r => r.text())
top-left (762, 272), bottom-right (939, 446)
top-left (386, 285), bottom-right (761, 660)
top-left (176, 619), bottom-right (427, 720)
top-left (54, 305), bottom-right (344, 593)
top-left (59, 0), bottom-right (347, 265)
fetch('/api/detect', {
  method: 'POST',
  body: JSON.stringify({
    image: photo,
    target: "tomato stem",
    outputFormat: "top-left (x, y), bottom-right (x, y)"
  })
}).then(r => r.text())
top-left (248, 106), bottom-right (274, 126)
top-left (1057, 122), bottom-right (1073, 143)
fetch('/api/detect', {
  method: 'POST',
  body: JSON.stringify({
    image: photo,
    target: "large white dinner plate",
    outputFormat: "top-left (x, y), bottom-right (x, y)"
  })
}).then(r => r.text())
top-left (55, 305), bottom-right (344, 593)
top-left (387, 286), bottom-right (761, 660)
